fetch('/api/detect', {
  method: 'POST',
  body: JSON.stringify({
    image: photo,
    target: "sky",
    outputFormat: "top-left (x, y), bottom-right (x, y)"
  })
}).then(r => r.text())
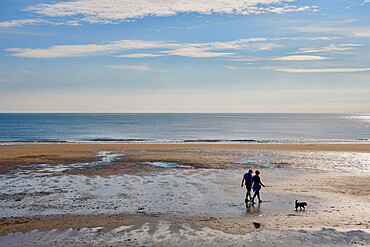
top-left (0, 0), bottom-right (369, 113)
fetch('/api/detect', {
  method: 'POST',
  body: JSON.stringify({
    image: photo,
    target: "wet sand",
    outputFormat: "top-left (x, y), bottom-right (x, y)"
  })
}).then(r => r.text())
top-left (0, 143), bottom-right (369, 246)
top-left (0, 143), bottom-right (369, 166)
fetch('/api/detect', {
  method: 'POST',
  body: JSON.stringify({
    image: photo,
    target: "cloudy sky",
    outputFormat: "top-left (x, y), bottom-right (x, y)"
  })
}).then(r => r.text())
top-left (0, 0), bottom-right (369, 113)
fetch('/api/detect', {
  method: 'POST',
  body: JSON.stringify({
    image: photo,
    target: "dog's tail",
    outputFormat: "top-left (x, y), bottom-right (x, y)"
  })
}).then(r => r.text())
top-left (295, 200), bottom-right (298, 204)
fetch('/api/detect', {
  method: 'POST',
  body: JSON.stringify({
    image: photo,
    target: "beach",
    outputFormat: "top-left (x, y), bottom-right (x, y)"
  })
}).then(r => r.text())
top-left (2, 0), bottom-right (370, 242)
top-left (0, 143), bottom-right (369, 246)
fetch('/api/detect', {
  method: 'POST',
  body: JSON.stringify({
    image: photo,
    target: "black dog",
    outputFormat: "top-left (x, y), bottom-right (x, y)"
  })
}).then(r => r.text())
top-left (295, 200), bottom-right (307, 210)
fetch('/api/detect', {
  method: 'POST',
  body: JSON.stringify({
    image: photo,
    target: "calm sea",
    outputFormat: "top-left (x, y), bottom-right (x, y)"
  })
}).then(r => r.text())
top-left (0, 113), bottom-right (369, 143)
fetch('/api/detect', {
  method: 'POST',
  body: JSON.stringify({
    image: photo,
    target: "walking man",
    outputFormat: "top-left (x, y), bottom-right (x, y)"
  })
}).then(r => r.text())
top-left (241, 169), bottom-right (253, 203)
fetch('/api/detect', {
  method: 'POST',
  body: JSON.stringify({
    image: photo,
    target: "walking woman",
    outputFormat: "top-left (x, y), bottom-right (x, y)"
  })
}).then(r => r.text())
top-left (251, 170), bottom-right (265, 204)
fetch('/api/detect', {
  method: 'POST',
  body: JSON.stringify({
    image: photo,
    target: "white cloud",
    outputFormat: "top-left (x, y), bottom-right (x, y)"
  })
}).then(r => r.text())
top-left (116, 53), bottom-right (165, 58)
top-left (0, 19), bottom-right (47, 27)
top-left (223, 66), bottom-right (243, 70)
top-left (351, 29), bottom-right (370, 37)
top-left (254, 43), bottom-right (283, 50)
top-left (17, 70), bottom-right (36, 74)
top-left (224, 57), bottom-right (266, 61)
top-left (291, 25), bottom-right (370, 38)
top-left (296, 43), bottom-right (362, 54)
top-left (6, 40), bottom-right (179, 58)
top-left (159, 47), bottom-right (235, 58)
top-left (7, 37), bottom-right (348, 60)
top-left (109, 64), bottom-right (169, 72)
top-left (62, 20), bottom-right (82, 26)
top-left (5, 36), bottom-right (345, 60)
top-left (299, 36), bottom-right (339, 41)
top-left (266, 67), bottom-right (370, 73)
top-left (0, 19), bottom-right (83, 27)
top-left (25, 0), bottom-right (311, 24)
top-left (6, 38), bottom-right (283, 58)
top-left (271, 55), bottom-right (328, 61)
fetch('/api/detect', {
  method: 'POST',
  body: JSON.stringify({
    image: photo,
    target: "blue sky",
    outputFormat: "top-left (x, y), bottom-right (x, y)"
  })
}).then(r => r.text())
top-left (0, 0), bottom-right (369, 113)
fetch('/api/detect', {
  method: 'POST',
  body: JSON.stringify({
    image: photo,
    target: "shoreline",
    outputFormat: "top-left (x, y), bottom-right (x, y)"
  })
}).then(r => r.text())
top-left (1, 140), bottom-right (369, 145)
top-left (0, 143), bottom-right (369, 164)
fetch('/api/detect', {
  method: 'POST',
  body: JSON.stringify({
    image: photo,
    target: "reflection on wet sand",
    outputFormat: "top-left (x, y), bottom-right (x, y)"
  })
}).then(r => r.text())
top-left (246, 202), bottom-right (261, 216)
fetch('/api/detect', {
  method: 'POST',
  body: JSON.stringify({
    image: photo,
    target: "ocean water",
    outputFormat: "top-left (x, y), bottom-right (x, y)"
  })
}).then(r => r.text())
top-left (0, 113), bottom-right (369, 143)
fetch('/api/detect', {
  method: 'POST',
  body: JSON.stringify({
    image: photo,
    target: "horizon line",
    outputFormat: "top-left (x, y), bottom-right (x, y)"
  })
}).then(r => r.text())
top-left (0, 112), bottom-right (369, 114)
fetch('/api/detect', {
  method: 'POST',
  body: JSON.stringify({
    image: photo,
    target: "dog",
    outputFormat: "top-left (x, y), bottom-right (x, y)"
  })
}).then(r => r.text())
top-left (295, 200), bottom-right (307, 210)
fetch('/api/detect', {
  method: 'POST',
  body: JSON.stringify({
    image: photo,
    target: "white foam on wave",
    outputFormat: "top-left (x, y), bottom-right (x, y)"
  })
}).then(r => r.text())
top-left (97, 151), bottom-right (123, 163)
top-left (143, 162), bottom-right (194, 169)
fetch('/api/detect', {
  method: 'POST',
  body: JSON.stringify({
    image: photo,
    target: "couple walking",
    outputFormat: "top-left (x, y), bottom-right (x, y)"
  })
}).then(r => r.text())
top-left (241, 169), bottom-right (265, 204)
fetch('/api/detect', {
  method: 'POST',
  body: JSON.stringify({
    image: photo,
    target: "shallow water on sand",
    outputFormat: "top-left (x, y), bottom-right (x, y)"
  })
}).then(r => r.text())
top-left (0, 149), bottom-right (368, 218)
top-left (1, 168), bottom-right (314, 218)
top-left (1, 222), bottom-right (369, 247)
top-left (234, 150), bottom-right (370, 172)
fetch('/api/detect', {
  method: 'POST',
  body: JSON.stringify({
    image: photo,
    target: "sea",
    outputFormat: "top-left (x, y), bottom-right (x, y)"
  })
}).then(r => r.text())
top-left (0, 113), bottom-right (369, 143)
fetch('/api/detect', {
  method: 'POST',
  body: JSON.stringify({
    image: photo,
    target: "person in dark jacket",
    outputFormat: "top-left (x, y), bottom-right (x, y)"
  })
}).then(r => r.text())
top-left (241, 169), bottom-right (253, 203)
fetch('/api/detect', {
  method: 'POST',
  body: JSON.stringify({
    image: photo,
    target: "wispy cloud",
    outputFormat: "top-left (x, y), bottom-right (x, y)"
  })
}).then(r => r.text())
top-left (0, 19), bottom-right (84, 28)
top-left (17, 70), bottom-right (36, 74)
top-left (5, 37), bottom-right (355, 61)
top-left (0, 70), bottom-right (35, 75)
top-left (296, 43), bottom-right (362, 54)
top-left (271, 55), bottom-right (328, 61)
top-left (265, 67), bottom-right (370, 73)
top-left (109, 64), bottom-right (169, 72)
top-left (24, 0), bottom-right (312, 24)
top-left (254, 43), bottom-right (283, 50)
top-left (6, 40), bottom-right (178, 58)
top-left (224, 57), bottom-right (266, 62)
top-left (0, 19), bottom-right (47, 27)
top-left (6, 38), bottom-right (284, 58)
top-left (159, 47), bottom-right (234, 58)
top-left (223, 66), bottom-right (244, 70)
top-left (290, 25), bottom-right (370, 37)
top-left (115, 53), bottom-right (165, 58)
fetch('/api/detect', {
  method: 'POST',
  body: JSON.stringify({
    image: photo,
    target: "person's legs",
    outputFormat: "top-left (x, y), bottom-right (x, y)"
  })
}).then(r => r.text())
top-left (251, 190), bottom-right (257, 203)
top-left (256, 191), bottom-right (261, 202)
top-left (246, 183), bottom-right (252, 202)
